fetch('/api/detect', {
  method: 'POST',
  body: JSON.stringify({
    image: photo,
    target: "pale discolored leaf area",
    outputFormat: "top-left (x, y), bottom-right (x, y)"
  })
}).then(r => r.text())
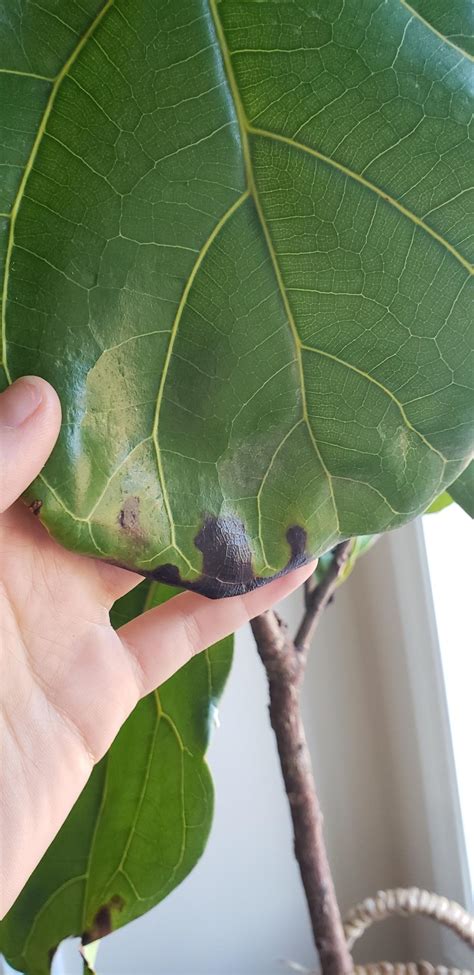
top-left (0, 0), bottom-right (472, 597)
top-left (0, 582), bottom-right (233, 975)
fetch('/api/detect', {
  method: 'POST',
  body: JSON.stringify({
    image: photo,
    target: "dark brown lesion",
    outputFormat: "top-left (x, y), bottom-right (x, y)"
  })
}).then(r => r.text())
top-left (28, 499), bottom-right (43, 516)
top-left (143, 515), bottom-right (309, 599)
top-left (82, 894), bottom-right (124, 945)
top-left (118, 496), bottom-right (142, 537)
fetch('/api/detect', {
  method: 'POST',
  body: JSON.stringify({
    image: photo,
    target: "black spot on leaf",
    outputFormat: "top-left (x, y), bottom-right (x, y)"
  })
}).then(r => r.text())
top-left (82, 895), bottom-right (124, 945)
top-left (118, 497), bottom-right (141, 536)
top-left (195, 514), bottom-right (254, 590)
top-left (144, 515), bottom-right (309, 598)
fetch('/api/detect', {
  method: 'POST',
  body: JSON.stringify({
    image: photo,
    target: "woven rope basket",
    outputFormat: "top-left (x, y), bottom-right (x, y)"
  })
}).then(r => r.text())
top-left (343, 886), bottom-right (474, 975)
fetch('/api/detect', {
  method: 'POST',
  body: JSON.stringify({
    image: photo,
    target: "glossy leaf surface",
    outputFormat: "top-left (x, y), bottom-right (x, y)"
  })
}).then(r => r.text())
top-left (1, 0), bottom-right (473, 597)
top-left (0, 581), bottom-right (233, 975)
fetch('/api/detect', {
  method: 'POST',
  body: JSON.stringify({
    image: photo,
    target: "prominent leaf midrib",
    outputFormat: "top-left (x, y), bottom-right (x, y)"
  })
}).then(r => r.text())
top-left (212, 2), bottom-right (472, 273)
top-left (209, 0), bottom-right (341, 534)
top-left (248, 127), bottom-right (473, 275)
top-left (0, 0), bottom-right (251, 561)
top-left (301, 344), bottom-right (447, 465)
top-left (209, 0), bottom-right (454, 533)
top-left (400, 0), bottom-right (474, 61)
top-left (151, 189), bottom-right (250, 573)
top-left (1, 0), bottom-right (240, 564)
top-left (2, 0), bottom-right (466, 554)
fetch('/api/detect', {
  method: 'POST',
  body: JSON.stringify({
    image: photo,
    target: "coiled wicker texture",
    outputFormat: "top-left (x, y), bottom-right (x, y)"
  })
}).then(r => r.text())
top-left (352, 966), bottom-right (471, 974)
top-left (343, 887), bottom-right (474, 975)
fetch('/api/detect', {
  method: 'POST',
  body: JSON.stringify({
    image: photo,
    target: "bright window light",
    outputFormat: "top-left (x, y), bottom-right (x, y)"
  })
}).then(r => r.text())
top-left (423, 502), bottom-right (474, 901)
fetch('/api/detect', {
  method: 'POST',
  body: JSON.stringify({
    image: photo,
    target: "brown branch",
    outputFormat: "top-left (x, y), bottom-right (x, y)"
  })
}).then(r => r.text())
top-left (251, 542), bottom-right (355, 975)
top-left (304, 572), bottom-right (317, 608)
top-left (295, 540), bottom-right (353, 657)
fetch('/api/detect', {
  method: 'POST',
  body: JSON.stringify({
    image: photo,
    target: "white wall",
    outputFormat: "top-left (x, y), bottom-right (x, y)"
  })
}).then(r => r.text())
top-left (353, 523), bottom-right (471, 969)
top-left (5, 523), bottom-right (470, 975)
top-left (423, 504), bottom-right (474, 896)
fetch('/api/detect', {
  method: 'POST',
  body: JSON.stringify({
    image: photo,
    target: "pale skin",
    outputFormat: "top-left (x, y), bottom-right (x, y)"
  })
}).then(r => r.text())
top-left (0, 376), bottom-right (315, 918)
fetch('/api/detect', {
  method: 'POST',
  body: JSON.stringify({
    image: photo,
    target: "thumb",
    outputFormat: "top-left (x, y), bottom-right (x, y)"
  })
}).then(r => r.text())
top-left (0, 377), bottom-right (61, 513)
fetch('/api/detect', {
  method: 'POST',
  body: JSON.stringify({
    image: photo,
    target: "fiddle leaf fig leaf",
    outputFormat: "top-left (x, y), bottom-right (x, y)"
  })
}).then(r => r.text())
top-left (1, 0), bottom-right (473, 597)
top-left (447, 460), bottom-right (474, 518)
top-left (0, 581), bottom-right (233, 975)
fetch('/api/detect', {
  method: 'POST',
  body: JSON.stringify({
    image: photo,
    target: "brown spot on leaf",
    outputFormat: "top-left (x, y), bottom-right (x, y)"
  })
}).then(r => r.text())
top-left (28, 499), bottom-right (43, 516)
top-left (144, 516), bottom-right (309, 599)
top-left (118, 496), bottom-right (141, 535)
top-left (82, 895), bottom-right (124, 945)
top-left (286, 524), bottom-right (307, 563)
top-left (195, 514), bottom-right (254, 590)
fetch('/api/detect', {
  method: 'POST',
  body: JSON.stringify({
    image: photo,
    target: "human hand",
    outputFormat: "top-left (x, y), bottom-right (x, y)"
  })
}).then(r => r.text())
top-left (0, 377), bottom-right (315, 916)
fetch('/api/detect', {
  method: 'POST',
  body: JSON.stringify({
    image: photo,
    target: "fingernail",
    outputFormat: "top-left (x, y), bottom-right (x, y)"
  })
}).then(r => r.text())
top-left (0, 377), bottom-right (44, 428)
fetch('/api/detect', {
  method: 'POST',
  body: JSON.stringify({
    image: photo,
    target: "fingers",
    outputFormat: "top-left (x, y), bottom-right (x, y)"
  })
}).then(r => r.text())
top-left (94, 560), bottom-right (145, 606)
top-left (119, 561), bottom-right (317, 696)
top-left (0, 377), bottom-right (61, 513)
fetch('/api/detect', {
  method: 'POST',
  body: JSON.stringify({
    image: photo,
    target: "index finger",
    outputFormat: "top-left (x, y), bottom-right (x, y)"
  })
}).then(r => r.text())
top-left (119, 561), bottom-right (316, 696)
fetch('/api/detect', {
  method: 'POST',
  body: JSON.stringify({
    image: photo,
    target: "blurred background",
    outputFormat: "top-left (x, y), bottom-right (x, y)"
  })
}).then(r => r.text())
top-left (3, 507), bottom-right (472, 974)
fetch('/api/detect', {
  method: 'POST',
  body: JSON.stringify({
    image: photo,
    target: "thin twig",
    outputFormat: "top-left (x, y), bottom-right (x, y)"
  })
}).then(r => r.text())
top-left (295, 541), bottom-right (353, 657)
top-left (304, 572), bottom-right (317, 608)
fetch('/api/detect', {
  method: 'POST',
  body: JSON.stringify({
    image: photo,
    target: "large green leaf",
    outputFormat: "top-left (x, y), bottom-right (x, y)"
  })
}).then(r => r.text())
top-left (1, 0), bottom-right (473, 597)
top-left (0, 581), bottom-right (233, 975)
top-left (447, 460), bottom-right (474, 517)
